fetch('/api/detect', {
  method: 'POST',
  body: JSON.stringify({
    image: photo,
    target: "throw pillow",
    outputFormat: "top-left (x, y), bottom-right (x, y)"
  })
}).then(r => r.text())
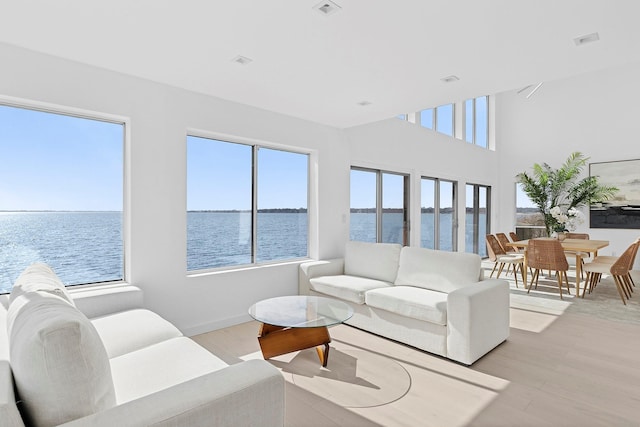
top-left (7, 291), bottom-right (115, 427)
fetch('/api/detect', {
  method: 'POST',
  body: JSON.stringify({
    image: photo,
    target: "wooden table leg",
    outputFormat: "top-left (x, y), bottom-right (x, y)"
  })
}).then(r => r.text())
top-left (574, 253), bottom-right (582, 296)
top-left (257, 323), bottom-right (332, 366)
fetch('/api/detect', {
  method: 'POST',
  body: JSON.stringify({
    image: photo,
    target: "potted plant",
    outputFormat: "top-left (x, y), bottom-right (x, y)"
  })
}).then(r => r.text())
top-left (516, 152), bottom-right (618, 237)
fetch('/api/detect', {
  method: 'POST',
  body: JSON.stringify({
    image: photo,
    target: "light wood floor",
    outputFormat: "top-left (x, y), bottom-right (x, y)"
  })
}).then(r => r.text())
top-left (192, 270), bottom-right (640, 427)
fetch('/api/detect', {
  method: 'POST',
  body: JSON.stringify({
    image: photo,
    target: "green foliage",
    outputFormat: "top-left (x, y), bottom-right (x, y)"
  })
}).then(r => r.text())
top-left (516, 152), bottom-right (618, 235)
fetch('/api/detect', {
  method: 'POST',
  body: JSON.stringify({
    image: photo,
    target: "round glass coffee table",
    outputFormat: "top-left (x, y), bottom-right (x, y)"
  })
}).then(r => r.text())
top-left (248, 295), bottom-right (353, 367)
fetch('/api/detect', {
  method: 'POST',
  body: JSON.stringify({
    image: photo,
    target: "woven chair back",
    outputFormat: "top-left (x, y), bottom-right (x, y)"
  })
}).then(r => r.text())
top-left (509, 232), bottom-right (519, 242)
top-left (611, 240), bottom-right (639, 276)
top-left (528, 238), bottom-right (569, 271)
top-left (485, 234), bottom-right (506, 262)
top-left (496, 233), bottom-right (515, 253)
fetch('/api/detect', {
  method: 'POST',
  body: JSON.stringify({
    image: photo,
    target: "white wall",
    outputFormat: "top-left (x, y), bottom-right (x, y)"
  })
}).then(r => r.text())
top-left (0, 42), bottom-right (349, 335)
top-left (496, 61), bottom-right (640, 265)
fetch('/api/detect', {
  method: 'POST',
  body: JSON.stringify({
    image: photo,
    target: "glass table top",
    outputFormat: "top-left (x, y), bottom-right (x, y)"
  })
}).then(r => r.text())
top-left (248, 295), bottom-right (354, 328)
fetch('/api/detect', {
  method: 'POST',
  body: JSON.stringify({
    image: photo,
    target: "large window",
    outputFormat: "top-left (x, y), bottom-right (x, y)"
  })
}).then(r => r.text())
top-left (464, 96), bottom-right (488, 148)
top-left (350, 168), bottom-right (409, 245)
top-left (465, 183), bottom-right (490, 257)
top-left (187, 136), bottom-right (309, 270)
top-left (421, 177), bottom-right (457, 250)
top-left (0, 103), bottom-right (124, 294)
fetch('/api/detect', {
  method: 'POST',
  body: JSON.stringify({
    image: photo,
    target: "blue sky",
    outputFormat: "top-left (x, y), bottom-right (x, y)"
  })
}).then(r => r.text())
top-left (0, 105), bottom-right (310, 212)
top-left (186, 136), bottom-right (309, 211)
top-left (0, 104), bottom-right (123, 211)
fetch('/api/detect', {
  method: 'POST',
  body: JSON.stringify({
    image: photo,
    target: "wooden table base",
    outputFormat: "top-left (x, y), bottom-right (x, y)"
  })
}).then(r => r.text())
top-left (257, 323), bottom-right (332, 367)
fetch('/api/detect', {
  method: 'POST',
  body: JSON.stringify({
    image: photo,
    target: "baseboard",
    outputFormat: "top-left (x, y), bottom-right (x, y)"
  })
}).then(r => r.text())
top-left (184, 313), bottom-right (252, 337)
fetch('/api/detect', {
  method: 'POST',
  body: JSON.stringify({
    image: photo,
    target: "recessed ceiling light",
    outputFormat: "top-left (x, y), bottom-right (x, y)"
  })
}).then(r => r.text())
top-left (357, 101), bottom-right (372, 107)
top-left (573, 32), bottom-right (600, 46)
top-left (440, 75), bottom-right (460, 83)
top-left (313, 1), bottom-right (341, 16)
top-left (232, 55), bottom-right (253, 65)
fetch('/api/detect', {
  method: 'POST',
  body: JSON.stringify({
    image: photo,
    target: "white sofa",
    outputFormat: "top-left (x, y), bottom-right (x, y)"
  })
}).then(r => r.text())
top-left (1, 264), bottom-right (284, 427)
top-left (299, 241), bottom-right (510, 365)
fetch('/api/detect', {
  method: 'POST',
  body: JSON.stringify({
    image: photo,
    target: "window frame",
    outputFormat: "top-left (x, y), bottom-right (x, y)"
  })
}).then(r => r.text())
top-left (465, 183), bottom-right (491, 256)
top-left (420, 176), bottom-right (458, 251)
top-left (0, 95), bottom-right (129, 291)
top-left (186, 132), bottom-right (311, 272)
top-left (464, 96), bottom-right (489, 147)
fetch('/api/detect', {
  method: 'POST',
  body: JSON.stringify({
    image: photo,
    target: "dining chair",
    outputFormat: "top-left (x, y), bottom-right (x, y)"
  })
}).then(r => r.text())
top-left (589, 237), bottom-right (639, 290)
top-left (485, 234), bottom-right (525, 287)
top-left (509, 231), bottom-right (519, 242)
top-left (582, 239), bottom-right (639, 305)
top-left (527, 238), bottom-right (571, 299)
top-left (564, 232), bottom-right (590, 279)
top-left (496, 233), bottom-right (517, 253)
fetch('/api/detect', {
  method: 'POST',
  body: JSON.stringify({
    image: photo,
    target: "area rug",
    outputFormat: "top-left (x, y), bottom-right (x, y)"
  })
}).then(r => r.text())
top-left (270, 347), bottom-right (411, 408)
top-left (483, 263), bottom-right (640, 325)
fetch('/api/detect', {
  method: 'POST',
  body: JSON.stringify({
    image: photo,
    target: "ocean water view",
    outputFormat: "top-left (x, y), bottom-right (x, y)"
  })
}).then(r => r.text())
top-left (1, 211), bottom-right (485, 293)
top-left (0, 212), bottom-right (123, 293)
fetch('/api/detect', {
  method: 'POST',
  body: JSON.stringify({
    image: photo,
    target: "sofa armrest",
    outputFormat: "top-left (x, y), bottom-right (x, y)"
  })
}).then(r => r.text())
top-left (446, 279), bottom-right (510, 365)
top-left (298, 258), bottom-right (344, 295)
top-left (70, 284), bottom-right (144, 319)
top-left (59, 359), bottom-right (284, 427)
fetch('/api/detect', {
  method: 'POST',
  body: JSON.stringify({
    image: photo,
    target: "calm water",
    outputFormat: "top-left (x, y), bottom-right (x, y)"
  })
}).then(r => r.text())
top-left (1, 211), bottom-right (485, 293)
top-left (0, 212), bottom-right (123, 293)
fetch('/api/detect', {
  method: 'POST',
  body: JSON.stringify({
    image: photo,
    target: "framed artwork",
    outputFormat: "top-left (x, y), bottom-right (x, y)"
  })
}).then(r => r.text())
top-left (589, 158), bottom-right (640, 229)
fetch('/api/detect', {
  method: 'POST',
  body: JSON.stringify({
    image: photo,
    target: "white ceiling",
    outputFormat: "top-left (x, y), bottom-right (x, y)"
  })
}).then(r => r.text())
top-left (2, 0), bottom-right (640, 128)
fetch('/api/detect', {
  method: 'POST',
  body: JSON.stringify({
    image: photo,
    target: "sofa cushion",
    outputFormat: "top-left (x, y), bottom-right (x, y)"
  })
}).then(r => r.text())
top-left (7, 291), bottom-right (115, 427)
top-left (91, 309), bottom-right (183, 358)
top-left (365, 286), bottom-right (449, 325)
top-left (9, 263), bottom-right (74, 306)
top-left (344, 241), bottom-right (401, 283)
top-left (310, 275), bottom-right (392, 304)
top-left (395, 247), bottom-right (481, 293)
top-left (109, 337), bottom-right (228, 404)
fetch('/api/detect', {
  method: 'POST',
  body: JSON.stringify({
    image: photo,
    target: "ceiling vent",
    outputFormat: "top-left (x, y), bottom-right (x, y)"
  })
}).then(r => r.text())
top-left (440, 75), bottom-right (460, 83)
top-left (357, 101), bottom-right (372, 107)
top-left (232, 55), bottom-right (253, 66)
top-left (573, 32), bottom-right (600, 46)
top-left (313, 1), bottom-right (341, 16)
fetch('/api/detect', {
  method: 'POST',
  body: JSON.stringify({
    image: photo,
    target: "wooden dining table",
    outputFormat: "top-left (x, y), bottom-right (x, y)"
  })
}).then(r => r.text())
top-left (506, 238), bottom-right (609, 296)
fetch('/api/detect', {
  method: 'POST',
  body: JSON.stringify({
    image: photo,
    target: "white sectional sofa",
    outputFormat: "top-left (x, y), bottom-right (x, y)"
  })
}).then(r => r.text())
top-left (1, 264), bottom-right (284, 427)
top-left (299, 241), bottom-right (510, 365)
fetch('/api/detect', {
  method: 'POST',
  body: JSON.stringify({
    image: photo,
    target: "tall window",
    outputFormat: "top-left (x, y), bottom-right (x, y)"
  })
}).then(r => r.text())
top-left (421, 177), bottom-right (457, 250)
top-left (0, 103), bottom-right (124, 294)
top-left (187, 136), bottom-right (308, 271)
top-left (465, 183), bottom-right (490, 257)
top-left (350, 168), bottom-right (409, 245)
top-left (464, 96), bottom-right (488, 148)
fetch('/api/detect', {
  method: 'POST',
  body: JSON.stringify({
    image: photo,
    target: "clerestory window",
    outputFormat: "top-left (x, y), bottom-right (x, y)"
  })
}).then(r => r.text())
top-left (464, 96), bottom-right (488, 148)
top-left (419, 103), bottom-right (455, 137)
